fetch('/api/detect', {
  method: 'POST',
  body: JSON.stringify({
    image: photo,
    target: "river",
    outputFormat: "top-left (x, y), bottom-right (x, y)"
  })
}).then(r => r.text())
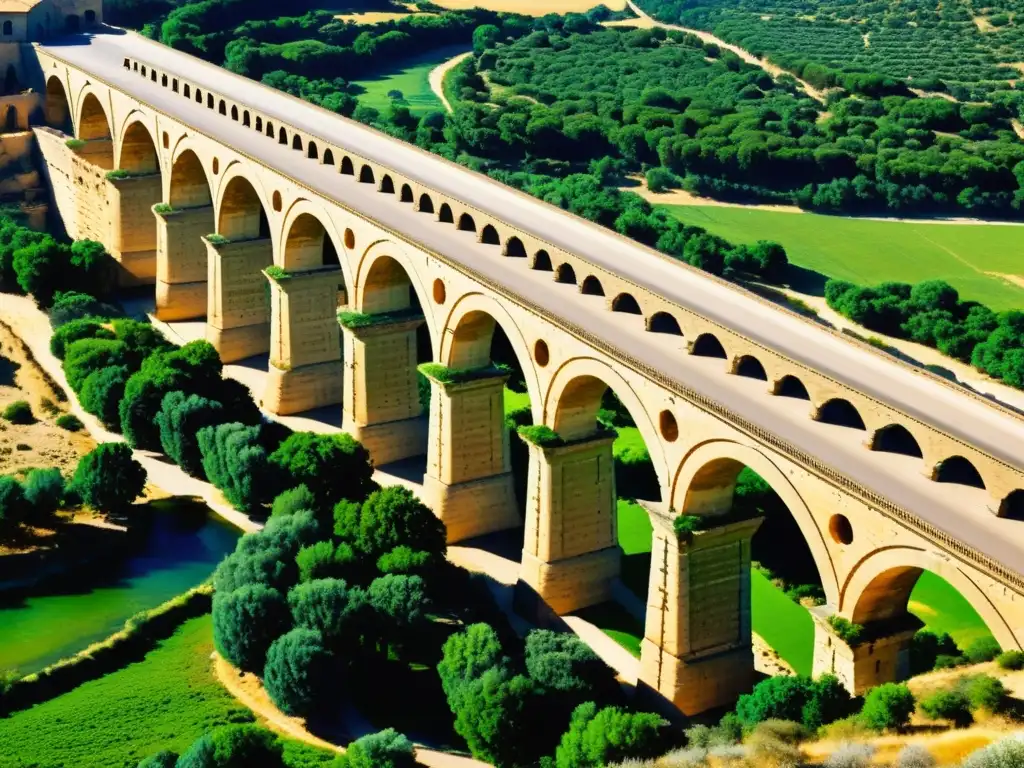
top-left (0, 499), bottom-right (240, 675)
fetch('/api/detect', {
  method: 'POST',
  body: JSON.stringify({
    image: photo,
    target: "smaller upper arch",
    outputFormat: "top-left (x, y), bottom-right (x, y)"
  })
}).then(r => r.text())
top-left (341, 156), bottom-right (354, 175)
top-left (230, 104), bottom-right (238, 121)
top-left (555, 263), bottom-right (577, 285)
top-left (931, 456), bottom-right (986, 489)
top-left (690, 332), bottom-right (727, 359)
top-left (647, 312), bottom-right (682, 335)
top-left (218, 99), bottom-right (227, 116)
top-left (773, 375), bottom-right (810, 400)
top-left (869, 424), bottom-right (923, 458)
top-left (400, 184), bottom-right (413, 203)
top-left (292, 134), bottom-right (303, 151)
top-left (379, 175), bottom-right (395, 194)
top-left (504, 237), bottom-right (526, 258)
top-left (438, 203), bottom-right (454, 223)
top-left (279, 126), bottom-right (288, 145)
top-left (532, 249), bottom-right (553, 271)
top-left (418, 193), bottom-right (434, 213)
top-left (732, 355), bottom-right (767, 381)
top-left (323, 148), bottom-right (335, 167)
top-left (611, 293), bottom-right (642, 315)
top-left (999, 489), bottom-right (1024, 520)
top-left (359, 164), bottom-right (375, 184)
top-left (480, 224), bottom-right (500, 245)
top-left (266, 120), bottom-right (274, 138)
top-left (813, 398), bottom-right (866, 430)
top-left (207, 93), bottom-right (214, 109)
top-left (307, 141), bottom-right (318, 160)
top-left (458, 213), bottom-right (477, 233)
top-left (581, 276), bottom-right (604, 296)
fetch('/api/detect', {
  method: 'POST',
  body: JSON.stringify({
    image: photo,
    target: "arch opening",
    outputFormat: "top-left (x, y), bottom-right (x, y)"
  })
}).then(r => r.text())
top-left (292, 134), bottom-right (303, 152)
top-left (734, 355), bottom-right (768, 381)
top-left (581, 276), bottom-right (604, 296)
top-left (870, 424), bottom-right (924, 458)
top-left (279, 127), bottom-right (288, 145)
top-left (555, 263), bottom-right (577, 285)
top-left (648, 312), bottom-right (682, 335)
top-left (480, 224), bottom-right (500, 245)
top-left (380, 175), bottom-right (394, 194)
top-left (217, 176), bottom-right (271, 241)
top-left (168, 149), bottom-right (211, 209)
top-left (458, 213), bottom-right (476, 233)
top-left (932, 456), bottom-right (986, 489)
top-left (505, 237), bottom-right (526, 258)
top-left (400, 184), bottom-right (413, 203)
top-left (118, 121), bottom-right (159, 175)
top-left (418, 193), bottom-right (434, 214)
top-left (218, 100), bottom-right (226, 116)
top-left (814, 398), bottom-right (866, 430)
top-left (230, 105), bottom-right (238, 121)
top-left (44, 76), bottom-right (72, 133)
top-left (999, 489), bottom-right (1024, 520)
top-left (284, 212), bottom-right (346, 309)
top-left (307, 141), bottom-right (318, 160)
top-left (78, 92), bottom-right (111, 145)
top-left (359, 164), bottom-right (374, 184)
top-left (341, 156), bottom-right (354, 175)
top-left (691, 333), bottom-right (727, 359)
top-left (774, 375), bottom-right (810, 399)
top-left (532, 250), bottom-right (552, 272)
top-left (323, 148), bottom-right (335, 167)
top-left (611, 293), bottom-right (642, 315)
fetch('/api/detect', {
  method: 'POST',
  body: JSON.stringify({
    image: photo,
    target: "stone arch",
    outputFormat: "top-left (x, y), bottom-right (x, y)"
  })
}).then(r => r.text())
top-left (418, 193), bottom-right (434, 213)
top-left (931, 455), bottom-right (986, 489)
top-left (195, 88), bottom-right (203, 103)
top-left (44, 75), bottom-right (71, 132)
top-left (400, 183), bottom-right (413, 203)
top-left (647, 312), bottom-right (682, 335)
top-left (480, 224), bottom-right (500, 245)
top-left (555, 263), bottom-right (577, 285)
top-left (216, 167), bottom-right (272, 241)
top-left (218, 99), bottom-right (226, 116)
top-left (581, 275), bottom-right (604, 296)
top-left (504, 236), bottom-right (526, 258)
top-left (732, 354), bottom-right (767, 381)
top-left (611, 292), bottom-right (642, 315)
top-left (438, 203), bottom-right (454, 223)
top-left (379, 174), bottom-right (395, 194)
top-left (458, 213), bottom-right (476, 233)
top-left (532, 249), bottom-right (552, 271)
top-left (77, 90), bottom-right (111, 141)
top-left (323, 148), bottom-right (334, 167)
top-left (292, 134), bottom-right (303, 152)
top-left (243, 110), bottom-right (250, 127)
top-left (230, 104), bottom-right (238, 121)
top-left (117, 118), bottom-right (160, 174)
top-left (999, 489), bottom-right (1024, 519)
top-left (868, 424), bottom-right (924, 458)
top-left (278, 126), bottom-right (288, 145)
top-left (307, 141), bottom-right (318, 160)
top-left (207, 93), bottom-right (214, 109)
top-left (265, 120), bottom-right (274, 138)
top-left (359, 164), bottom-right (375, 184)
top-left (341, 156), bottom-right (354, 175)
top-left (354, 240), bottom-right (436, 344)
top-left (439, 293), bottom-right (543, 423)
top-left (168, 146), bottom-right (212, 208)
top-left (842, 546), bottom-right (1019, 650)
top-left (691, 332), bottom-right (727, 358)
top-left (544, 357), bottom-right (670, 493)
top-left (671, 439), bottom-right (840, 605)
top-left (279, 202), bottom-right (350, 287)
top-left (773, 374), bottom-right (811, 399)
top-left (814, 398), bottom-right (866, 430)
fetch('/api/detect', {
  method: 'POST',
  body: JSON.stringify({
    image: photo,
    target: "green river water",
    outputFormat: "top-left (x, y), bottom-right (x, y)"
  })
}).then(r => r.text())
top-left (0, 501), bottom-right (240, 675)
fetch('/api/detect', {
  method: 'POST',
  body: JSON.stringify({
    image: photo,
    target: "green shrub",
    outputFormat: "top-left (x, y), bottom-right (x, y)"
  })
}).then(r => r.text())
top-left (334, 486), bottom-right (446, 561)
top-left (910, 629), bottom-right (961, 675)
top-left (645, 166), bottom-right (678, 193)
top-left (517, 424), bottom-right (563, 446)
top-left (555, 702), bottom-right (667, 768)
top-left (376, 545), bottom-right (434, 578)
top-left (22, 467), bottom-right (65, 517)
top-left (72, 442), bottom-right (147, 514)
top-left (271, 484), bottom-right (317, 518)
top-left (137, 749), bottom-right (178, 768)
top-left (213, 511), bottom-right (321, 593)
top-left (48, 291), bottom-right (119, 328)
top-left (0, 475), bottom-right (28, 529)
top-left (964, 637), bottom-right (1002, 664)
top-left (50, 318), bottom-right (115, 360)
top-left (919, 690), bottom-right (973, 727)
top-left (13, 235), bottom-right (70, 306)
top-left (156, 391), bottom-right (223, 476)
top-left (80, 365), bottom-right (129, 430)
top-left (263, 627), bottom-right (332, 717)
top-left (673, 514), bottom-right (704, 542)
top-left (995, 650), bottom-right (1024, 670)
top-left (332, 729), bottom-right (415, 768)
top-left (55, 413), bottom-right (83, 432)
top-left (960, 674), bottom-right (1006, 712)
top-left (212, 583), bottom-right (290, 674)
top-left (176, 724), bottom-right (284, 768)
top-left (288, 577), bottom-right (367, 650)
top-left (827, 616), bottom-right (865, 645)
top-left (269, 432), bottom-right (375, 509)
top-left (860, 683), bottom-right (915, 732)
top-left (368, 573), bottom-right (428, 653)
top-left (198, 422), bottom-right (279, 514)
top-left (63, 338), bottom-right (128, 393)
top-left (2, 399), bottom-right (34, 424)
top-left (935, 653), bottom-right (966, 669)
top-left (68, 240), bottom-right (115, 298)
top-left (297, 540), bottom-right (358, 583)
top-left (735, 674), bottom-right (851, 731)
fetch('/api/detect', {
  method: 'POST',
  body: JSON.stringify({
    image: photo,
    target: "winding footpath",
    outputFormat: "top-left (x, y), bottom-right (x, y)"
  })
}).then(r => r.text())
top-left (621, 0), bottom-right (827, 103)
top-left (428, 50), bottom-right (472, 114)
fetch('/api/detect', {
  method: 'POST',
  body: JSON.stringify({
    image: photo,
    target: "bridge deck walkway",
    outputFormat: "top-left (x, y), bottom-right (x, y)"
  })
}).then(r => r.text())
top-left (36, 32), bottom-right (1024, 580)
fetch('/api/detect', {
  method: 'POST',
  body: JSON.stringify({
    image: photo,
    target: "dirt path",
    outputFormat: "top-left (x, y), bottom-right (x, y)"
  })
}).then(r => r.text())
top-left (622, 0), bottom-right (827, 103)
top-left (429, 51), bottom-right (472, 114)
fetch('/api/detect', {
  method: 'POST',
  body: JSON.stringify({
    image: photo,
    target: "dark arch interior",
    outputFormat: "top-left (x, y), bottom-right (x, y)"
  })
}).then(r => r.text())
top-left (438, 204), bottom-right (454, 223)
top-left (533, 250), bottom-right (552, 271)
top-left (279, 127), bottom-right (288, 145)
top-left (359, 165), bottom-right (375, 184)
top-left (481, 224), bottom-right (500, 245)
top-left (380, 175), bottom-right (395, 194)
top-left (323, 148), bottom-right (335, 166)
top-left (815, 399), bottom-right (866, 430)
top-left (934, 456), bottom-right (986, 488)
top-left (581, 276), bottom-right (604, 296)
top-left (418, 194), bottom-right (434, 213)
top-left (341, 156), bottom-right (354, 175)
top-left (735, 355), bottom-right (767, 381)
top-left (648, 312), bottom-right (682, 335)
top-left (612, 293), bottom-right (642, 315)
top-left (555, 263), bottom-right (577, 285)
top-left (691, 333), bottom-right (727, 358)
top-left (505, 237), bottom-right (526, 258)
top-left (231, 105), bottom-right (238, 121)
top-left (458, 213), bottom-right (476, 233)
top-left (872, 424), bottom-right (924, 458)
top-left (44, 77), bottom-right (72, 133)
top-left (400, 184), bottom-right (413, 203)
top-left (1001, 490), bottom-right (1024, 520)
top-left (293, 134), bottom-right (303, 151)
top-left (775, 375), bottom-right (810, 399)
top-left (307, 141), bottom-right (318, 160)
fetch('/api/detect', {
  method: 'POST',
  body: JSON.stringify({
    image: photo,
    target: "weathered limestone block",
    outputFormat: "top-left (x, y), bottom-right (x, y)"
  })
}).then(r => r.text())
top-left (72, 138), bottom-right (114, 170)
top-left (155, 205), bottom-right (214, 321)
top-left (810, 608), bottom-right (920, 694)
top-left (517, 433), bottom-right (618, 616)
top-left (421, 369), bottom-right (519, 542)
top-left (264, 267), bottom-right (343, 415)
top-left (638, 510), bottom-right (763, 716)
top-left (341, 316), bottom-right (426, 465)
top-left (206, 237), bottom-right (273, 362)
top-left (107, 173), bottom-right (161, 286)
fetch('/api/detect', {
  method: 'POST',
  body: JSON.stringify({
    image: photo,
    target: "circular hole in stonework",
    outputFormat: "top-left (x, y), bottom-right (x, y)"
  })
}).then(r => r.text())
top-left (212, 157), bottom-right (219, 175)
top-left (432, 278), bottom-right (446, 305)
top-left (272, 191), bottom-right (282, 212)
top-left (534, 339), bottom-right (550, 367)
top-left (829, 514), bottom-right (853, 545)
top-left (344, 228), bottom-right (355, 250)
top-left (659, 410), bottom-right (678, 442)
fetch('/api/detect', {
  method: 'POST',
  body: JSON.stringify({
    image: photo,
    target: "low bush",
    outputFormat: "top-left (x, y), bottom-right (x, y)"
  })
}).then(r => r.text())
top-left (22, 467), bottom-right (65, 518)
top-left (63, 338), bottom-right (128, 393)
top-left (920, 690), bottom-right (973, 727)
top-left (0, 474), bottom-right (29, 529)
top-left (964, 637), bottom-right (1002, 664)
top-left (156, 391), bottom-right (223, 477)
top-left (961, 736), bottom-right (1024, 768)
top-left (263, 627), bottom-right (332, 717)
top-left (824, 742), bottom-right (876, 768)
top-left (198, 422), bottom-right (281, 515)
top-left (554, 702), bottom-right (667, 768)
top-left (3, 399), bottom-right (34, 424)
top-left (996, 650), bottom-right (1024, 670)
top-left (48, 291), bottom-right (120, 329)
top-left (175, 723), bottom-right (285, 768)
top-left (860, 683), bottom-right (915, 732)
top-left (827, 616), bottom-right (865, 645)
top-left (212, 583), bottom-right (290, 674)
top-left (960, 674), bottom-right (1006, 712)
top-left (79, 365), bottom-right (129, 430)
top-left (332, 728), bottom-right (415, 768)
top-left (71, 442), bottom-right (147, 514)
top-left (55, 413), bottom-right (83, 431)
top-left (895, 745), bottom-right (935, 768)
top-left (269, 432), bottom-right (375, 509)
top-left (50, 318), bottom-right (115, 360)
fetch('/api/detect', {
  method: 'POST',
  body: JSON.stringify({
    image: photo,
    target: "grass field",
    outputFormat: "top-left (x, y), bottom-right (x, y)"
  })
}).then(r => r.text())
top-left (665, 205), bottom-right (1024, 311)
top-left (351, 44), bottom-right (465, 115)
top-left (0, 615), bottom-right (334, 768)
top-left (431, 0), bottom-right (625, 12)
top-left (751, 569), bottom-right (815, 675)
top-left (909, 571), bottom-right (995, 649)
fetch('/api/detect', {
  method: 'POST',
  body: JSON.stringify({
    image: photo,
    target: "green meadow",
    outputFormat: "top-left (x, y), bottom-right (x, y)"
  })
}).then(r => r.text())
top-left (351, 45), bottom-right (466, 115)
top-left (665, 205), bottom-right (1024, 312)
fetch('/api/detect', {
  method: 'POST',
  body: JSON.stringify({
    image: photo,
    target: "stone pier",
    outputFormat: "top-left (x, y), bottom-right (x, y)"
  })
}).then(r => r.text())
top-left (517, 431), bottom-right (619, 618)
top-left (421, 366), bottom-right (519, 542)
top-left (811, 608), bottom-right (921, 694)
top-left (340, 315), bottom-right (426, 465)
top-left (155, 205), bottom-right (214, 321)
top-left (106, 173), bottom-right (161, 285)
top-left (264, 266), bottom-right (344, 415)
top-left (638, 509), bottom-right (762, 716)
top-left (206, 237), bottom-right (273, 362)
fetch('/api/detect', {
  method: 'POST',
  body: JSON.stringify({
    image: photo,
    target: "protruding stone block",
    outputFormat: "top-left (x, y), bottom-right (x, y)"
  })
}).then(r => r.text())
top-left (811, 609), bottom-right (921, 695)
top-left (341, 315), bottom-right (425, 465)
top-left (206, 237), bottom-right (273, 362)
top-left (155, 205), bottom-right (214, 321)
top-left (264, 267), bottom-right (345, 415)
top-left (107, 173), bottom-right (161, 286)
top-left (517, 432), bottom-right (618, 616)
top-left (638, 510), bottom-right (763, 716)
top-left (421, 368), bottom-right (520, 542)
